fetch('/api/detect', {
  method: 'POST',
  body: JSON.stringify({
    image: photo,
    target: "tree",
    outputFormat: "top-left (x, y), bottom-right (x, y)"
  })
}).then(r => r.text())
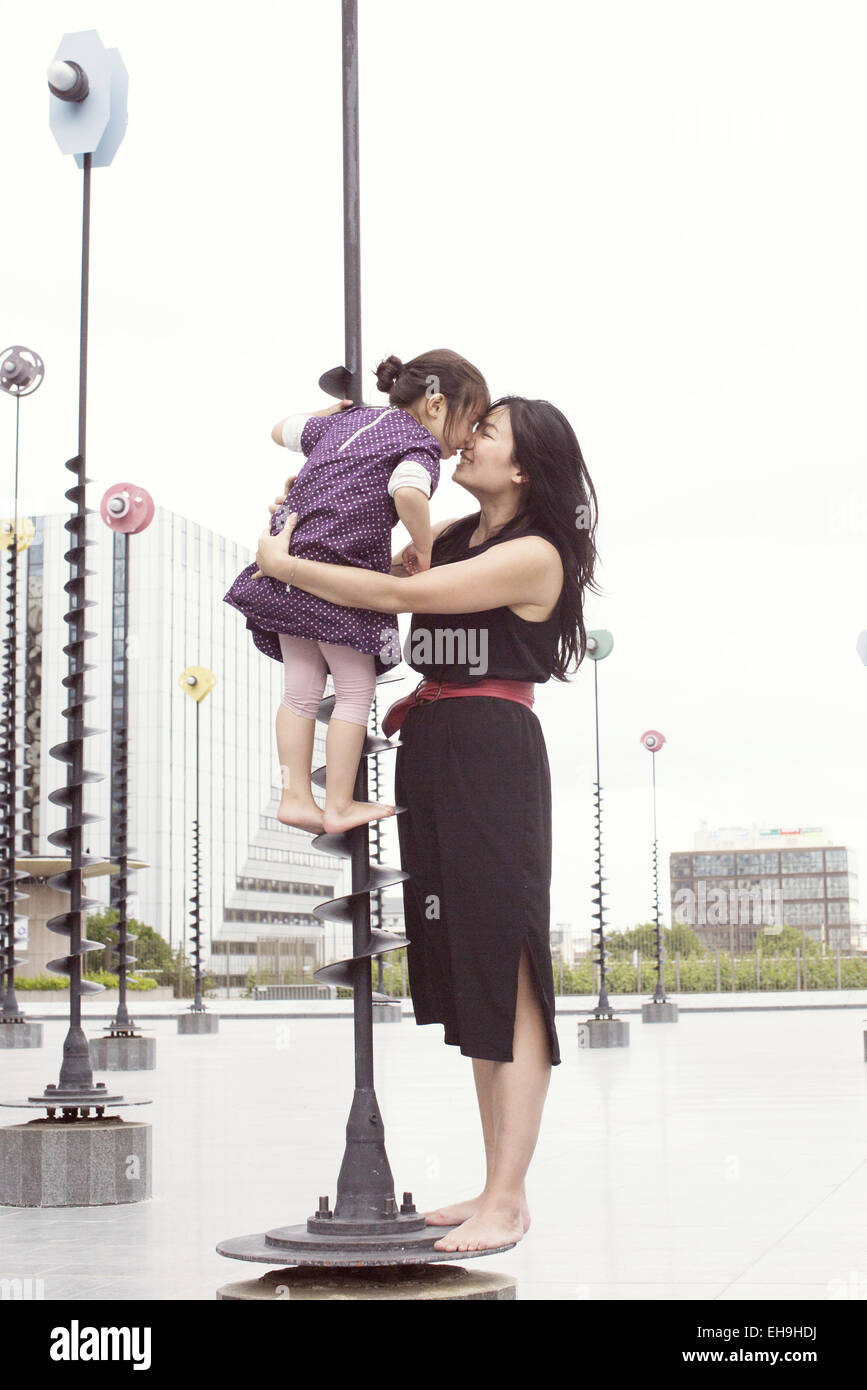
top-left (754, 924), bottom-right (821, 957)
top-left (606, 923), bottom-right (703, 958)
top-left (84, 908), bottom-right (206, 992)
top-left (85, 908), bottom-right (174, 974)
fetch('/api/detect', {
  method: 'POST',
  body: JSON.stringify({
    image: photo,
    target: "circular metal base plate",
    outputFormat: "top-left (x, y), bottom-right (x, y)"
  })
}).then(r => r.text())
top-left (0, 1096), bottom-right (151, 1111)
top-left (217, 1225), bottom-right (516, 1267)
top-left (218, 1264), bottom-right (517, 1299)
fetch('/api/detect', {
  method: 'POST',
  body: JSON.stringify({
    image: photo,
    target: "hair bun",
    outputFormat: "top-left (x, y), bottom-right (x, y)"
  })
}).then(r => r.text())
top-left (374, 355), bottom-right (404, 393)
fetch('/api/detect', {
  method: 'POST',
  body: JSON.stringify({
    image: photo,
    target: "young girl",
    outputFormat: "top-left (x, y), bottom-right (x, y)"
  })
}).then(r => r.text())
top-left (223, 348), bottom-right (490, 835)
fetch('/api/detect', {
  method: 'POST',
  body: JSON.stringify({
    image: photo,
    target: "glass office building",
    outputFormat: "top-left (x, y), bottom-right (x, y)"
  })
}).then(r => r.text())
top-left (670, 825), bottom-right (861, 949)
top-left (8, 507), bottom-right (352, 989)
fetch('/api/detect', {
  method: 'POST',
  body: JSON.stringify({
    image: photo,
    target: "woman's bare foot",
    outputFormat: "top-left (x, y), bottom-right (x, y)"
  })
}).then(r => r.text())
top-left (276, 793), bottom-right (325, 833)
top-left (431, 1199), bottom-right (526, 1253)
top-left (322, 800), bottom-right (395, 834)
top-left (425, 1194), bottom-right (530, 1234)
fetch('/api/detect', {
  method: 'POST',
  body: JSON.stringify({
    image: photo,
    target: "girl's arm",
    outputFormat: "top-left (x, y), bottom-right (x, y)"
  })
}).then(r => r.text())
top-left (256, 513), bottom-right (563, 616)
top-left (390, 516), bottom-right (462, 576)
top-left (271, 399), bottom-right (353, 446)
top-left (392, 487), bottom-right (433, 568)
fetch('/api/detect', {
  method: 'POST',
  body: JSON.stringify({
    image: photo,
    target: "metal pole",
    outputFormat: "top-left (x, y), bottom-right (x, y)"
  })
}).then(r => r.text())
top-left (54, 152), bottom-right (99, 1094)
top-left (341, 0), bottom-right (362, 402)
top-left (327, 0), bottom-right (399, 1221)
top-left (67, 152), bottom-right (91, 1048)
top-left (192, 699), bottom-right (203, 1011)
top-left (110, 529), bottom-right (136, 1031)
top-left (651, 752), bottom-right (665, 1002)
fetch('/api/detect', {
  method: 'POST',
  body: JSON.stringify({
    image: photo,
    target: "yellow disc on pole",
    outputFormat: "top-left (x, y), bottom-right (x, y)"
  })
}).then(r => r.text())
top-left (0, 518), bottom-right (36, 552)
top-left (178, 665), bottom-right (216, 703)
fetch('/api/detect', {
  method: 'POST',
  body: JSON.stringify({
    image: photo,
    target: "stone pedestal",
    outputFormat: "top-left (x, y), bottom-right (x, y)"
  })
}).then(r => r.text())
top-left (372, 1001), bottom-right (402, 1023)
top-left (0, 1021), bottom-right (43, 1049)
top-left (90, 1035), bottom-right (157, 1070)
top-left (178, 1012), bottom-right (219, 1034)
top-left (642, 1001), bottom-right (679, 1023)
top-left (577, 1017), bottom-right (630, 1048)
top-left (217, 1264), bottom-right (516, 1301)
top-left (0, 1118), bottom-right (151, 1207)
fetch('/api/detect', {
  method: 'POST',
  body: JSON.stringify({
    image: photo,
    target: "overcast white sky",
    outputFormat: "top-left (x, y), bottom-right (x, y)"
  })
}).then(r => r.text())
top-left (3, 0), bottom-right (866, 939)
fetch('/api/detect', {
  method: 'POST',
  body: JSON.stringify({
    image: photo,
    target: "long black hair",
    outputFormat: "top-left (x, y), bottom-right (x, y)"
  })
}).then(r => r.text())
top-left (434, 395), bottom-right (601, 680)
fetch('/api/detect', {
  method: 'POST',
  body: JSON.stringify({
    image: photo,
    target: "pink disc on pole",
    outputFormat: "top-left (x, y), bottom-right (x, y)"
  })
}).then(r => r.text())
top-left (100, 482), bottom-right (155, 534)
top-left (640, 729), bottom-right (666, 753)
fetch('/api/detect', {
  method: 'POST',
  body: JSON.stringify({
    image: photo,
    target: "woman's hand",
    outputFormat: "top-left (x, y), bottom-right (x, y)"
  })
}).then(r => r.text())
top-left (311, 398), bottom-right (354, 419)
top-left (252, 511), bottom-right (298, 582)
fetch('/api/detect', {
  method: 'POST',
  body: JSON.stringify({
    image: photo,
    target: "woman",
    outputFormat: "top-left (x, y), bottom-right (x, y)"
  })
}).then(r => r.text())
top-left (254, 394), bottom-right (600, 1252)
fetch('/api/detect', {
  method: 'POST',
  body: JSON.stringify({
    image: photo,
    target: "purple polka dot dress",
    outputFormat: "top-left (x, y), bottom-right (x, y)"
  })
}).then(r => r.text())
top-left (223, 406), bottom-right (441, 676)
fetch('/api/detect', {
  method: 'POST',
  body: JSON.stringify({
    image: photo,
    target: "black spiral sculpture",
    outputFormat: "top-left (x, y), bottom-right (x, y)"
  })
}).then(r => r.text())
top-left (0, 524), bottom-right (30, 1023)
top-left (25, 159), bottom-right (131, 1116)
top-left (238, 680), bottom-right (409, 1242)
top-left (641, 729), bottom-right (668, 1002)
top-left (99, 487), bottom-right (155, 1034)
top-left (310, 683), bottom-right (406, 1004)
top-left (651, 838), bottom-right (662, 995)
top-left (366, 684), bottom-right (386, 990)
top-left (0, 347), bottom-right (44, 1025)
top-left (588, 635), bottom-right (614, 1019)
top-left (107, 716), bottom-right (138, 1031)
top-left (189, 812), bottom-right (203, 1009)
top-left (219, 674), bottom-right (477, 1261)
top-left (28, 478), bottom-right (148, 1113)
top-left (27, 444), bottom-right (124, 1118)
top-left (590, 772), bottom-right (612, 1018)
top-left (177, 667), bottom-right (215, 1015)
top-left (2, 37), bottom-right (146, 1117)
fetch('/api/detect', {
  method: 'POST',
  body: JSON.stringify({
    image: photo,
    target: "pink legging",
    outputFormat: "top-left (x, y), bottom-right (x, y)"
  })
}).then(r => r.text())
top-left (278, 633), bottom-right (376, 728)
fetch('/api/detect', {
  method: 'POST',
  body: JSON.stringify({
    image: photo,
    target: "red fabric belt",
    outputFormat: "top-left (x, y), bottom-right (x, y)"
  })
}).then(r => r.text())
top-left (382, 677), bottom-right (535, 739)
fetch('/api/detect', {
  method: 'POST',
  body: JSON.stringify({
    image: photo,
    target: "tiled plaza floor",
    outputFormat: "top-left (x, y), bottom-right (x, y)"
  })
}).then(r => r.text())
top-left (1, 1000), bottom-right (866, 1300)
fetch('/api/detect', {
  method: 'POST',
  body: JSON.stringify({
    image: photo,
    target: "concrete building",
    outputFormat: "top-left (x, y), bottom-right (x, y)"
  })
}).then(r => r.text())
top-left (670, 824), bottom-right (861, 950)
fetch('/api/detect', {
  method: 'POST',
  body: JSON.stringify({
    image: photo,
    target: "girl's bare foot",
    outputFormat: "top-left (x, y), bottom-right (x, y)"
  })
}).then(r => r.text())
top-left (277, 793), bottom-right (325, 833)
top-left (431, 1200), bottom-right (526, 1253)
top-left (425, 1194), bottom-right (531, 1234)
top-left (322, 800), bottom-right (395, 834)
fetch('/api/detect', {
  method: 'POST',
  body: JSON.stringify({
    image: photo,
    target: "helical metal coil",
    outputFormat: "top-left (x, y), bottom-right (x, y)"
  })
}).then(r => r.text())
top-left (590, 775), bottom-right (613, 1018)
top-left (108, 716), bottom-right (142, 1026)
top-left (650, 836), bottom-right (667, 1000)
top-left (44, 454), bottom-right (106, 995)
top-left (0, 532), bottom-right (29, 1021)
top-left (189, 816), bottom-right (203, 993)
top-left (309, 684), bottom-right (408, 997)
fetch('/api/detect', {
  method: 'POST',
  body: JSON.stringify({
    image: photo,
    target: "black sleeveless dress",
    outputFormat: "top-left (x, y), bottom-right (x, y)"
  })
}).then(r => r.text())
top-left (393, 514), bottom-right (563, 1067)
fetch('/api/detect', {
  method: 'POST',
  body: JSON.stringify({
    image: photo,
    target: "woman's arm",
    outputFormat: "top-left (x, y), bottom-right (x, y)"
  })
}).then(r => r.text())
top-left (256, 514), bottom-right (563, 615)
